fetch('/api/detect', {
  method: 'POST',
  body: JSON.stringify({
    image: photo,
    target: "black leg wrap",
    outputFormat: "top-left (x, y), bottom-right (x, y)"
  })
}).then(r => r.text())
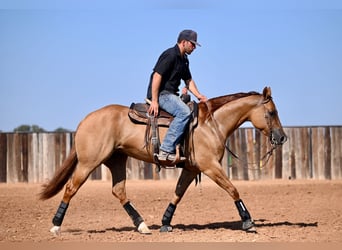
top-left (235, 199), bottom-right (251, 221)
top-left (52, 201), bottom-right (69, 226)
top-left (161, 203), bottom-right (176, 226)
top-left (123, 201), bottom-right (144, 228)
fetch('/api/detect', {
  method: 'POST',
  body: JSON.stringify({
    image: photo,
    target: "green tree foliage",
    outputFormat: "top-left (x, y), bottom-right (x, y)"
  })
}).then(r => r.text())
top-left (13, 124), bottom-right (46, 133)
top-left (54, 127), bottom-right (71, 132)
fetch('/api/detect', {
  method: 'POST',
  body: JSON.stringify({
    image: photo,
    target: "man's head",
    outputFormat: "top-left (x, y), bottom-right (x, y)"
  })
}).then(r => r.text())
top-left (177, 30), bottom-right (201, 47)
top-left (177, 29), bottom-right (200, 55)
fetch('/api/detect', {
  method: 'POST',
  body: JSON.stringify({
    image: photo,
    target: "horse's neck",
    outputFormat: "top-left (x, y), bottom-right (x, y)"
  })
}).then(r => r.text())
top-left (213, 95), bottom-right (260, 138)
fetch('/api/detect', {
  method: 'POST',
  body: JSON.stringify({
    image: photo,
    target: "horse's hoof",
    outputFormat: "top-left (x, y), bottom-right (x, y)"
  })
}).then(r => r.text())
top-left (160, 225), bottom-right (173, 232)
top-left (242, 219), bottom-right (256, 232)
top-left (50, 226), bottom-right (61, 236)
top-left (246, 226), bottom-right (257, 233)
top-left (138, 222), bottom-right (151, 234)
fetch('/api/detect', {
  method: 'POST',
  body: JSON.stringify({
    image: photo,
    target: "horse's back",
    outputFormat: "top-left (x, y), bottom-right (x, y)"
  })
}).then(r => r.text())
top-left (74, 103), bottom-right (154, 162)
top-left (76, 104), bottom-right (131, 138)
top-left (80, 104), bottom-right (129, 123)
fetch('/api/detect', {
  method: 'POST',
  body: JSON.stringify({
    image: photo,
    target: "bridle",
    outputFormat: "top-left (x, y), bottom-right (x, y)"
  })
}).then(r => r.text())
top-left (205, 96), bottom-right (277, 170)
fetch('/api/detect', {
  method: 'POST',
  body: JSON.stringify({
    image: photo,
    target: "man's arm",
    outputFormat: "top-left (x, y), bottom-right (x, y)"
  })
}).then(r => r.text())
top-left (148, 72), bottom-right (162, 116)
top-left (186, 79), bottom-right (208, 102)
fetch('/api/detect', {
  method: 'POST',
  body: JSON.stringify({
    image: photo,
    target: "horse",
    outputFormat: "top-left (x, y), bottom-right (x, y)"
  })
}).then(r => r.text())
top-left (40, 86), bottom-right (287, 235)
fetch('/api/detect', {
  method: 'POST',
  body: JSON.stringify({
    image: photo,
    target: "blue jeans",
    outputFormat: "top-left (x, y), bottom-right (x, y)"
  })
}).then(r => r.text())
top-left (158, 93), bottom-right (191, 153)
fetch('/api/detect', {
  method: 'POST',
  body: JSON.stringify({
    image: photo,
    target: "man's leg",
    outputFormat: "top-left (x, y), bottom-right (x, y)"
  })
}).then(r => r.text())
top-left (158, 94), bottom-right (191, 159)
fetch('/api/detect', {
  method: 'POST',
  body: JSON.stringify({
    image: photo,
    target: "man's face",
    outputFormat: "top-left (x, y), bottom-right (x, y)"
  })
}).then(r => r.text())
top-left (183, 40), bottom-right (196, 55)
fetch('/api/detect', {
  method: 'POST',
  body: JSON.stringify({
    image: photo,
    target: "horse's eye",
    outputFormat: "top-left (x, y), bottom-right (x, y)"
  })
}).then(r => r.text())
top-left (269, 110), bottom-right (277, 117)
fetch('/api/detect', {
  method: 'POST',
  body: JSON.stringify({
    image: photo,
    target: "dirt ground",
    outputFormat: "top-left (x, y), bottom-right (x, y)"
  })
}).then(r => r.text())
top-left (0, 178), bottom-right (342, 243)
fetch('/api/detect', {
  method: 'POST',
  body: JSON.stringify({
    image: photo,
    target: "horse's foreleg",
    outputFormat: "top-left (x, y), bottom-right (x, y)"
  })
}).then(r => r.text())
top-left (50, 162), bottom-right (95, 235)
top-left (106, 154), bottom-right (151, 234)
top-left (160, 168), bottom-right (199, 232)
top-left (203, 164), bottom-right (255, 232)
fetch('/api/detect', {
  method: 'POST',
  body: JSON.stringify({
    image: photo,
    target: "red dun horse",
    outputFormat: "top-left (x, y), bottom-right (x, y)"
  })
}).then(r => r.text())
top-left (40, 87), bottom-right (287, 235)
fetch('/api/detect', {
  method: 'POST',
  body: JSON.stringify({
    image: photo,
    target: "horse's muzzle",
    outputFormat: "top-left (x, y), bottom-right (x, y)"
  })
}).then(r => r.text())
top-left (270, 129), bottom-right (287, 145)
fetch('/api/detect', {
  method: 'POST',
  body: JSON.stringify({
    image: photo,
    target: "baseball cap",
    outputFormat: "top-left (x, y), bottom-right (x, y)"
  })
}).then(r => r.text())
top-left (177, 30), bottom-right (201, 47)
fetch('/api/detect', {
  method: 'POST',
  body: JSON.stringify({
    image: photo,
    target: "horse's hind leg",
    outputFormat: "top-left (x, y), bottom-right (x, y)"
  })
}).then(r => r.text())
top-left (105, 153), bottom-right (151, 234)
top-left (160, 168), bottom-right (199, 232)
top-left (50, 161), bottom-right (97, 235)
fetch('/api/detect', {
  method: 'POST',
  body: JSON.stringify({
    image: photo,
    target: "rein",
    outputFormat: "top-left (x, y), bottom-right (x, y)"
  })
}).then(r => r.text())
top-left (204, 101), bottom-right (276, 171)
top-left (225, 142), bottom-right (276, 170)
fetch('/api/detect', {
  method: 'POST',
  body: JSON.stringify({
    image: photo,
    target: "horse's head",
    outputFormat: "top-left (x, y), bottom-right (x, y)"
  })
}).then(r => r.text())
top-left (249, 87), bottom-right (287, 146)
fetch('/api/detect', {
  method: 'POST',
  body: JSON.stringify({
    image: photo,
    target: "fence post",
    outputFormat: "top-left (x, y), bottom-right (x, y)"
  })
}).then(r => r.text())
top-left (331, 127), bottom-right (342, 179)
top-left (0, 133), bottom-right (7, 182)
top-left (324, 127), bottom-right (332, 180)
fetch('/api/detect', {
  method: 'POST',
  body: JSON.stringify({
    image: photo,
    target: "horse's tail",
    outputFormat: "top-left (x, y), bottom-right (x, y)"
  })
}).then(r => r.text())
top-left (39, 146), bottom-right (78, 200)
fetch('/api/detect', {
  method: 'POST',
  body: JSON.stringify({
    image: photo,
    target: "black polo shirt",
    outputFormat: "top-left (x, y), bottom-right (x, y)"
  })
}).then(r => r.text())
top-left (147, 44), bottom-right (192, 99)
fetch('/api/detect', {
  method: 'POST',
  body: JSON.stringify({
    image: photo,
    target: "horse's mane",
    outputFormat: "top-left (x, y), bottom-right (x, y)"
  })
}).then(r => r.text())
top-left (204, 91), bottom-right (260, 113)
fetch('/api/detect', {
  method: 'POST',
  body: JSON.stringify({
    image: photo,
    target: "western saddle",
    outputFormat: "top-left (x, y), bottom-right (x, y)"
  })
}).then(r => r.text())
top-left (128, 98), bottom-right (198, 170)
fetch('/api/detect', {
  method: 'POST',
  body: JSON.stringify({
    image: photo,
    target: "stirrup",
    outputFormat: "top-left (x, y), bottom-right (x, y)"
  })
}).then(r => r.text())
top-left (154, 148), bottom-right (186, 167)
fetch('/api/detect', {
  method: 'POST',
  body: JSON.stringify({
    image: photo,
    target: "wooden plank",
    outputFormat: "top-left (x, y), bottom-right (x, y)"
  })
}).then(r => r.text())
top-left (126, 157), bottom-right (146, 180)
top-left (37, 133), bottom-right (44, 182)
top-left (6, 134), bottom-right (14, 182)
top-left (55, 132), bottom-right (73, 170)
top-left (6, 133), bottom-right (21, 183)
top-left (229, 130), bottom-right (239, 180)
top-left (316, 127), bottom-right (326, 180)
top-left (152, 164), bottom-right (160, 180)
top-left (298, 127), bottom-right (310, 179)
top-left (225, 138), bottom-right (233, 179)
top-left (28, 133), bottom-right (39, 183)
top-left (324, 127), bottom-right (332, 180)
top-left (246, 128), bottom-right (257, 180)
top-left (100, 164), bottom-right (111, 181)
top-left (253, 129), bottom-right (261, 180)
top-left (54, 133), bottom-right (62, 171)
top-left (0, 133), bottom-right (7, 182)
top-left (234, 128), bottom-right (244, 180)
top-left (90, 165), bottom-right (102, 180)
top-left (240, 128), bottom-right (249, 180)
top-left (21, 133), bottom-right (28, 182)
top-left (331, 127), bottom-right (342, 179)
top-left (311, 128), bottom-right (317, 179)
top-left (27, 133), bottom-right (33, 183)
top-left (143, 162), bottom-right (153, 180)
top-left (40, 133), bottom-right (56, 182)
top-left (274, 144), bottom-right (283, 179)
top-left (308, 127), bottom-right (313, 178)
top-left (221, 144), bottom-right (228, 176)
top-left (14, 133), bottom-right (23, 182)
top-left (294, 128), bottom-right (301, 179)
top-left (289, 128), bottom-right (297, 180)
top-left (261, 131), bottom-right (274, 179)
top-left (311, 127), bottom-right (325, 179)
top-left (281, 127), bottom-right (291, 179)
top-left (60, 133), bottom-right (67, 163)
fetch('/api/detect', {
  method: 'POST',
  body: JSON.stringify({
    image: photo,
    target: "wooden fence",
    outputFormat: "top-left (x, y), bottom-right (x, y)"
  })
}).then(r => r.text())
top-left (0, 126), bottom-right (341, 183)
top-left (224, 126), bottom-right (342, 180)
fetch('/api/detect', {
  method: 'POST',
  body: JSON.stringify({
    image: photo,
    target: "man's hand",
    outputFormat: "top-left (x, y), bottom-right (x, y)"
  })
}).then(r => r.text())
top-left (197, 94), bottom-right (208, 103)
top-left (148, 100), bottom-right (159, 117)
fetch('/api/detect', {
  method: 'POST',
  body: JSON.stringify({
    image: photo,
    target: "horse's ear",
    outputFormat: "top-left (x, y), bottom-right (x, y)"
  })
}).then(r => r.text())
top-left (262, 87), bottom-right (272, 100)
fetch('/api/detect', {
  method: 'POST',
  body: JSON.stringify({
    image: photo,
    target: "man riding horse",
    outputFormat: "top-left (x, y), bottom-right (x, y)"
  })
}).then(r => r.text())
top-left (146, 29), bottom-right (207, 163)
